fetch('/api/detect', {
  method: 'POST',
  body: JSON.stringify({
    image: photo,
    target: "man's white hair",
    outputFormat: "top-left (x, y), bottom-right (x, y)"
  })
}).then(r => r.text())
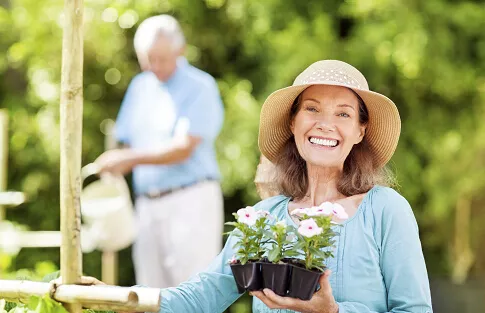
top-left (133, 15), bottom-right (186, 70)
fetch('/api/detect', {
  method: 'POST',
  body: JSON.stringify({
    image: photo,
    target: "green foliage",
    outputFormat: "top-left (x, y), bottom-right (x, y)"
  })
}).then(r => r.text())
top-left (264, 221), bottom-right (298, 264)
top-left (3, 300), bottom-right (18, 313)
top-left (2, 295), bottom-right (68, 313)
top-left (2, 296), bottom-right (115, 313)
top-left (226, 208), bottom-right (269, 264)
top-left (3, 0), bottom-right (485, 311)
top-left (227, 207), bottom-right (337, 270)
top-left (294, 216), bottom-right (337, 271)
top-left (0, 253), bottom-right (58, 282)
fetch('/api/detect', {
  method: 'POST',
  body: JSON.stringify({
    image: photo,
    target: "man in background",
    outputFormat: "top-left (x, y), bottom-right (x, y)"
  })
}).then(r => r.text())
top-left (95, 15), bottom-right (225, 288)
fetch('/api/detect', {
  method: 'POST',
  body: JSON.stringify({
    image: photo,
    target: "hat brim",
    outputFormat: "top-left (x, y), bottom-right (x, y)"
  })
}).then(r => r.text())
top-left (258, 82), bottom-right (401, 168)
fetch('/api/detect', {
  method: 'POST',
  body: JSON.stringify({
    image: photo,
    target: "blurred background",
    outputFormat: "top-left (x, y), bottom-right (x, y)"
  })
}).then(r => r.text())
top-left (1, 0), bottom-right (485, 312)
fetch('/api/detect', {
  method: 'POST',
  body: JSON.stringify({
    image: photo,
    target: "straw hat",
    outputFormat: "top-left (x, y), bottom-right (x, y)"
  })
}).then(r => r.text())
top-left (258, 60), bottom-right (401, 168)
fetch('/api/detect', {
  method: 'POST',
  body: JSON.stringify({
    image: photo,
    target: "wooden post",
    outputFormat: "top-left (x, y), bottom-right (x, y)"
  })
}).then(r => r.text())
top-left (101, 252), bottom-right (118, 285)
top-left (0, 110), bottom-right (8, 222)
top-left (59, 0), bottom-right (84, 311)
top-left (100, 119), bottom-right (118, 285)
top-left (451, 196), bottom-right (474, 284)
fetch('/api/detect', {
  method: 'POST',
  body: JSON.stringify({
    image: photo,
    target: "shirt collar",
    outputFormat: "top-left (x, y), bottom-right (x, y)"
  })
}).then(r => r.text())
top-left (164, 56), bottom-right (189, 87)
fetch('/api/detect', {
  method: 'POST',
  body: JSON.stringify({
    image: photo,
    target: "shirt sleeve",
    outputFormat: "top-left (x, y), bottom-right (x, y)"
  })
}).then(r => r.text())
top-left (181, 79), bottom-right (224, 142)
top-left (115, 75), bottom-right (142, 145)
top-left (338, 189), bottom-right (433, 313)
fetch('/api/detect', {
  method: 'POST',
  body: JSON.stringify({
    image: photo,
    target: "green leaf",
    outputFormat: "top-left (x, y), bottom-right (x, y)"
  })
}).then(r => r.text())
top-left (293, 241), bottom-right (305, 250)
top-left (268, 247), bottom-right (281, 262)
top-left (4, 302), bottom-right (17, 312)
top-left (8, 306), bottom-right (28, 313)
top-left (41, 271), bottom-right (60, 283)
top-left (263, 230), bottom-right (275, 239)
top-left (284, 250), bottom-right (300, 258)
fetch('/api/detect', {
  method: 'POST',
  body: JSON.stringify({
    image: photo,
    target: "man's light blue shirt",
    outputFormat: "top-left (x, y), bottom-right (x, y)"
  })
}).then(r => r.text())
top-left (115, 58), bottom-right (224, 194)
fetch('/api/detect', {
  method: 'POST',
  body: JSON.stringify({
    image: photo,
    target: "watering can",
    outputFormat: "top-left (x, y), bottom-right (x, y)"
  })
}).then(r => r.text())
top-left (80, 163), bottom-right (137, 253)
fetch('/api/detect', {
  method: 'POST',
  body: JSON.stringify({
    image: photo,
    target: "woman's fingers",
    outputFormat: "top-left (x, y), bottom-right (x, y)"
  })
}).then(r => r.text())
top-left (50, 276), bottom-right (106, 286)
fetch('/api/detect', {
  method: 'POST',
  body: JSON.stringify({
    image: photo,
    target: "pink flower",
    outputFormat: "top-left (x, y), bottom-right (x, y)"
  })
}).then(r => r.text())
top-left (237, 206), bottom-right (258, 226)
top-left (298, 218), bottom-right (323, 238)
top-left (332, 203), bottom-right (349, 220)
top-left (227, 255), bottom-right (238, 264)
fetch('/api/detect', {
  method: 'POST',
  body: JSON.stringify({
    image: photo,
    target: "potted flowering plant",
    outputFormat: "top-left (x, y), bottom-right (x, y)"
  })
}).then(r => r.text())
top-left (260, 221), bottom-right (299, 296)
top-left (225, 206), bottom-right (271, 293)
top-left (287, 202), bottom-right (349, 300)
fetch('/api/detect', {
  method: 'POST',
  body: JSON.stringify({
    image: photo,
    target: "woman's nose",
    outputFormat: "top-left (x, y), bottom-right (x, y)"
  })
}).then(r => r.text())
top-left (315, 117), bottom-right (336, 132)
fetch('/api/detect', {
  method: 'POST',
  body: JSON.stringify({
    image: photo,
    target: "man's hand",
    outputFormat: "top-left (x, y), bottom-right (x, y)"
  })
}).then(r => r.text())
top-left (251, 270), bottom-right (339, 313)
top-left (95, 149), bottom-right (135, 175)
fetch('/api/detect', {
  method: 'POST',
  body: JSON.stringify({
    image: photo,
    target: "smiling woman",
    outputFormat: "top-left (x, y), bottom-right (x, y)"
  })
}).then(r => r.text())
top-left (151, 60), bottom-right (434, 313)
top-left (123, 60), bottom-right (433, 313)
top-left (275, 84), bottom-right (388, 199)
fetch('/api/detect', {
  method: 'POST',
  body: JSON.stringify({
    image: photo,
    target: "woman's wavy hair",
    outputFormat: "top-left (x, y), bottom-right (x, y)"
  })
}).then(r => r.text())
top-left (274, 89), bottom-right (395, 200)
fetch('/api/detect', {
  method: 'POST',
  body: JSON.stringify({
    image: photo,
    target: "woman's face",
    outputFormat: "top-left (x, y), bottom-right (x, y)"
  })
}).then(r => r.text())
top-left (290, 85), bottom-right (366, 169)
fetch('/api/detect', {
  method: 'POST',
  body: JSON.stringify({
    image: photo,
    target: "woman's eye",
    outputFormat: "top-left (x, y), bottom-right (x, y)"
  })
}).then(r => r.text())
top-left (338, 112), bottom-right (350, 118)
top-left (305, 106), bottom-right (318, 112)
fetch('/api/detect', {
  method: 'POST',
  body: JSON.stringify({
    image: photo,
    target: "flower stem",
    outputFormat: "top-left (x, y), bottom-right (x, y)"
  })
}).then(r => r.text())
top-left (305, 240), bottom-right (311, 270)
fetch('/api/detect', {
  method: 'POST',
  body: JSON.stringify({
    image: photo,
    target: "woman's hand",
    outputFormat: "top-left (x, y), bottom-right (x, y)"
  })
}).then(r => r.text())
top-left (251, 269), bottom-right (339, 313)
top-left (50, 275), bottom-right (106, 286)
top-left (51, 276), bottom-right (141, 313)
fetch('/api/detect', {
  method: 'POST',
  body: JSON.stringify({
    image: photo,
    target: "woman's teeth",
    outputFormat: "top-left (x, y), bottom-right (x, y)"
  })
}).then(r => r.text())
top-left (309, 137), bottom-right (338, 147)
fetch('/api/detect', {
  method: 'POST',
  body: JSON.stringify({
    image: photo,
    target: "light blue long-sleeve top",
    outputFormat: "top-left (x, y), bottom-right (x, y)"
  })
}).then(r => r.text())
top-left (115, 57), bottom-right (224, 195)
top-left (160, 186), bottom-right (433, 313)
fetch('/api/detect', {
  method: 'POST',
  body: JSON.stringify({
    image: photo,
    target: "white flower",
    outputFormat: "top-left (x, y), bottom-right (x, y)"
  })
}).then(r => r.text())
top-left (317, 202), bottom-right (335, 216)
top-left (305, 206), bottom-right (319, 216)
top-left (286, 233), bottom-right (296, 242)
top-left (256, 210), bottom-right (272, 220)
top-left (307, 202), bottom-right (333, 216)
top-left (275, 220), bottom-right (287, 228)
top-left (298, 218), bottom-right (323, 237)
top-left (332, 203), bottom-right (349, 220)
top-left (290, 208), bottom-right (308, 217)
top-left (237, 206), bottom-right (258, 226)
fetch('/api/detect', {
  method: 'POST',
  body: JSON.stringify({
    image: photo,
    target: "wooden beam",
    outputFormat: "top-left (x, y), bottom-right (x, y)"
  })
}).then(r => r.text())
top-left (0, 280), bottom-right (161, 312)
top-left (0, 231), bottom-right (61, 249)
top-left (0, 191), bottom-right (26, 206)
top-left (0, 110), bottom-right (8, 221)
top-left (59, 0), bottom-right (84, 311)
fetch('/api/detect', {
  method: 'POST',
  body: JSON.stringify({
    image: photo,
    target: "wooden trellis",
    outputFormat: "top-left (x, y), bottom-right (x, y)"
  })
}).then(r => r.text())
top-left (0, 0), bottom-right (160, 312)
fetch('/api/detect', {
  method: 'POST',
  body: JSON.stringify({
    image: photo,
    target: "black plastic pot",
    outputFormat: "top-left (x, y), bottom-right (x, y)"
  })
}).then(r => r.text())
top-left (261, 263), bottom-right (291, 296)
top-left (287, 265), bottom-right (323, 300)
top-left (230, 262), bottom-right (262, 293)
